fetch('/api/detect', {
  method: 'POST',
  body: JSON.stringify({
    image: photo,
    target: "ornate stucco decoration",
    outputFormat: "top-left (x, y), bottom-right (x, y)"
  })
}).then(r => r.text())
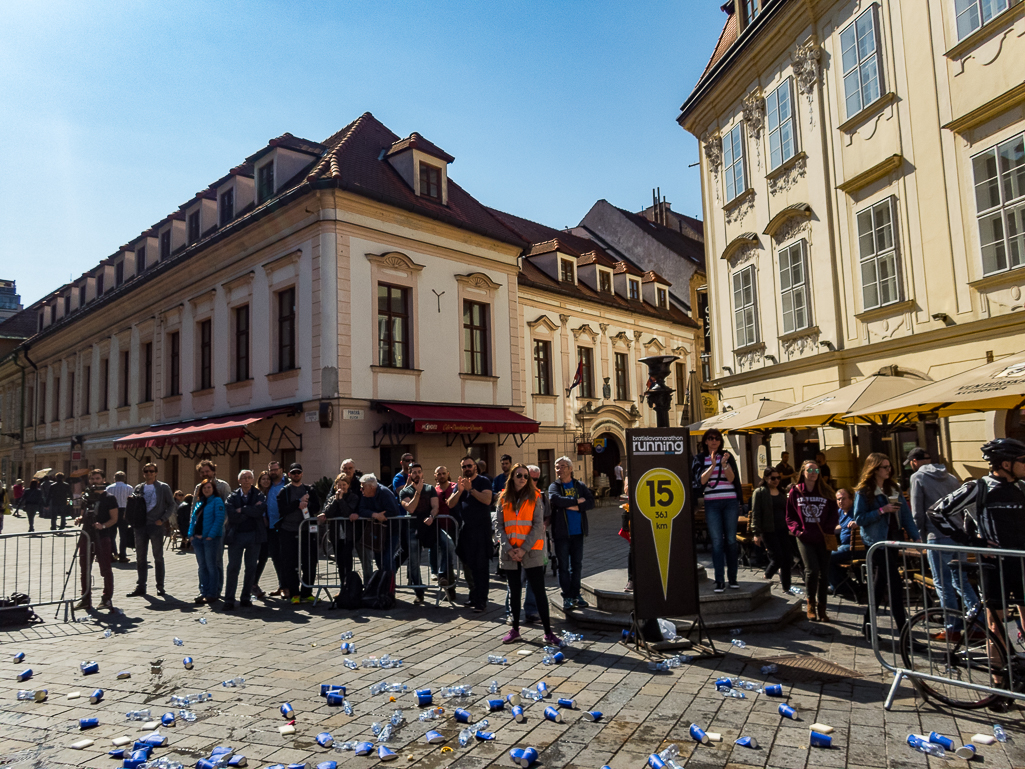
top-left (792, 37), bottom-right (821, 125)
top-left (782, 329), bottom-right (819, 356)
top-left (572, 323), bottom-right (599, 341)
top-left (724, 193), bottom-right (755, 225)
top-left (702, 130), bottom-right (722, 203)
top-left (722, 232), bottom-right (760, 269)
top-left (742, 89), bottom-right (766, 169)
top-left (768, 154), bottom-right (807, 196)
top-left (611, 331), bottom-right (632, 349)
top-left (736, 347), bottom-right (765, 370)
top-left (455, 272), bottom-right (502, 291)
top-left (773, 216), bottom-right (809, 245)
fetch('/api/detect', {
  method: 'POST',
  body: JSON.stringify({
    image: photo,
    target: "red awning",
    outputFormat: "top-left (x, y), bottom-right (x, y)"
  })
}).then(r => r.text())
top-left (113, 407), bottom-right (295, 450)
top-left (381, 403), bottom-right (539, 434)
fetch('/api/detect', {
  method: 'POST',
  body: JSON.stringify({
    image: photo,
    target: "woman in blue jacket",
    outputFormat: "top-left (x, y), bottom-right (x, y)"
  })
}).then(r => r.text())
top-left (853, 452), bottom-right (921, 640)
top-left (190, 480), bottom-right (227, 605)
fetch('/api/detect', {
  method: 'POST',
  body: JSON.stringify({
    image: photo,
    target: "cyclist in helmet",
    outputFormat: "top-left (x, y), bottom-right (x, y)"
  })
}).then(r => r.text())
top-left (928, 437), bottom-right (1025, 706)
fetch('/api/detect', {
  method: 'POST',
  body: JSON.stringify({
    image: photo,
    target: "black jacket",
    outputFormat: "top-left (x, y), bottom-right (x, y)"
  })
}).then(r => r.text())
top-left (225, 486), bottom-right (268, 544)
top-left (691, 451), bottom-right (743, 500)
top-left (547, 479), bottom-right (595, 539)
top-left (275, 483), bottom-right (321, 533)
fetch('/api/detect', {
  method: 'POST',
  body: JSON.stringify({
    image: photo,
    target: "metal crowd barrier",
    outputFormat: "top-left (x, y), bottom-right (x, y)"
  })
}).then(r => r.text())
top-left (298, 515), bottom-right (461, 607)
top-left (0, 530), bottom-right (91, 623)
top-left (866, 539), bottom-right (1025, 710)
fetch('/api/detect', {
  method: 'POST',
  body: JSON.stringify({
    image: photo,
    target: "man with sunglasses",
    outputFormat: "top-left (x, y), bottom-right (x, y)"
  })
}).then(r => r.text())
top-left (126, 463), bottom-right (175, 598)
top-left (447, 456), bottom-right (494, 612)
top-left (275, 463), bottom-right (321, 603)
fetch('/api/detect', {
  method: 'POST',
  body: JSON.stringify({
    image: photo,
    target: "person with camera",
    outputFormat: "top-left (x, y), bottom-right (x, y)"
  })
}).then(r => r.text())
top-left (73, 469), bottom-right (119, 611)
top-left (691, 428), bottom-right (742, 593)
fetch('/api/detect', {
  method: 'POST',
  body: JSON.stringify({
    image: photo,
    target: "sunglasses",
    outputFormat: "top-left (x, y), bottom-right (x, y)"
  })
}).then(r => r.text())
top-left (289, 470), bottom-right (303, 476)
top-left (461, 464), bottom-right (475, 469)
top-left (513, 472), bottom-right (529, 480)
top-left (769, 475), bottom-right (780, 481)
top-left (880, 465), bottom-right (892, 470)
top-left (143, 470), bottom-right (156, 474)
top-left (805, 468), bottom-right (820, 474)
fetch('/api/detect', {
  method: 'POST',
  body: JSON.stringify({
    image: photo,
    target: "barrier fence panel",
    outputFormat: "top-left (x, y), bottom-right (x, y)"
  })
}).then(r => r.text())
top-left (866, 539), bottom-right (1025, 710)
top-left (298, 515), bottom-right (462, 606)
top-left (0, 530), bottom-right (91, 623)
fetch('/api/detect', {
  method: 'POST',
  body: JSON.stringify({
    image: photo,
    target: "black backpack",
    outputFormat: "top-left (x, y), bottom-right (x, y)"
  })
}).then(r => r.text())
top-left (333, 571), bottom-right (364, 610)
top-left (361, 570), bottom-right (395, 610)
top-left (0, 593), bottom-right (38, 627)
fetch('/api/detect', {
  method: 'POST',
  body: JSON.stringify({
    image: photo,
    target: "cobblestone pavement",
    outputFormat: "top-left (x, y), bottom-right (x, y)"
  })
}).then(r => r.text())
top-left (1, 503), bottom-right (1023, 769)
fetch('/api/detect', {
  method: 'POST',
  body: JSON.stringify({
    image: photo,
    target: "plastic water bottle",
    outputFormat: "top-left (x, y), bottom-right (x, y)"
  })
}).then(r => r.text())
top-left (335, 741), bottom-right (358, 752)
top-left (370, 682), bottom-right (387, 696)
top-left (907, 735), bottom-right (945, 757)
top-left (340, 631), bottom-right (354, 640)
top-left (648, 661), bottom-right (669, 672)
top-left (126, 709), bottom-right (152, 721)
top-left (371, 722), bottom-right (382, 736)
top-left (177, 710), bottom-right (196, 722)
top-left (761, 664), bottom-right (778, 675)
top-left (104, 629), bottom-right (112, 638)
top-left (488, 655), bottom-right (507, 665)
top-left (17, 689), bottom-right (47, 701)
top-left (387, 683), bottom-right (408, 693)
top-left (676, 655), bottom-right (693, 664)
top-left (721, 689), bottom-right (746, 699)
top-left (342, 699), bottom-right (354, 716)
top-left (488, 680), bottom-right (500, 694)
top-left (542, 654), bottom-right (556, 665)
top-left (198, 617), bottom-right (207, 625)
top-left (731, 639), bottom-right (747, 648)
top-left (390, 710), bottom-right (403, 726)
top-left (379, 724), bottom-right (393, 743)
top-left (458, 728), bottom-right (473, 747)
top-left (221, 677), bottom-right (245, 687)
top-left (173, 638), bottom-right (184, 646)
top-left (344, 660), bottom-right (358, 670)
top-left (563, 632), bottom-right (583, 643)
top-left (994, 725), bottom-right (1007, 743)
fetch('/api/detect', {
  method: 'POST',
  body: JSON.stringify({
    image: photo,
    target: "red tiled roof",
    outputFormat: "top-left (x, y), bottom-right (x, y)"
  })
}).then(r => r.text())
top-left (305, 113), bottom-right (524, 248)
top-left (613, 261), bottom-right (645, 277)
top-left (641, 270), bottom-right (670, 285)
top-left (385, 132), bottom-right (455, 164)
top-left (577, 250), bottom-right (617, 268)
top-left (700, 8), bottom-right (738, 79)
top-left (485, 208), bottom-right (601, 258)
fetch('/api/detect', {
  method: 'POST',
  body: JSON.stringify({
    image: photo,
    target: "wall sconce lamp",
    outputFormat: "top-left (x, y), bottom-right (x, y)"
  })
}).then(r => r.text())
top-left (819, 341), bottom-right (836, 352)
top-left (722, 366), bottom-right (734, 375)
top-left (931, 312), bottom-right (955, 326)
top-left (765, 354), bottom-right (778, 364)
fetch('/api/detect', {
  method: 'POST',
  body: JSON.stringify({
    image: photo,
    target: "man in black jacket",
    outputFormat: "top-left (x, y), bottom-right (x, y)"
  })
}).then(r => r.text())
top-left (126, 463), bottom-right (175, 598)
top-left (49, 472), bottom-right (72, 530)
top-left (224, 470), bottom-right (267, 610)
top-left (275, 463), bottom-right (321, 603)
top-left (548, 456), bottom-right (595, 612)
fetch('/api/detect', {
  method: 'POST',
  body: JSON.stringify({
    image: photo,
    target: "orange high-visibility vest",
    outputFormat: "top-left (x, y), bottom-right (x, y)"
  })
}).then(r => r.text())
top-left (502, 494), bottom-right (544, 550)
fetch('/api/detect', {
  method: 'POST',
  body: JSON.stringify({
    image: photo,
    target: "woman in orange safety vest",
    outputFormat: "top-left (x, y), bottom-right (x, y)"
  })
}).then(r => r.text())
top-left (498, 463), bottom-right (562, 646)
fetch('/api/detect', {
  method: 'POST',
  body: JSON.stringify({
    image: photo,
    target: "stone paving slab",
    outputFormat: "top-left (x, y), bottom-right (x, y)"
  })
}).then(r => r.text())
top-left (1, 505), bottom-right (1024, 769)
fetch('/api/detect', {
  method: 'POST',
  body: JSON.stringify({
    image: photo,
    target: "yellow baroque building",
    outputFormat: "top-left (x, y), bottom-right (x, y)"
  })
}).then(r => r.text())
top-left (678, 0), bottom-right (1025, 485)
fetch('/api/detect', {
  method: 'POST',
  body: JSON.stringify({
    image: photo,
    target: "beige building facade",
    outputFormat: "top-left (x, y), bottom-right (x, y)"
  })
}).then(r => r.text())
top-left (0, 114), bottom-right (699, 493)
top-left (678, 0), bottom-right (1025, 484)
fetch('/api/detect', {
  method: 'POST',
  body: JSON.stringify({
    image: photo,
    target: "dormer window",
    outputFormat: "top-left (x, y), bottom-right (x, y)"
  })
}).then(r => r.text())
top-left (137, 246), bottom-right (147, 272)
top-left (97, 273), bottom-right (104, 296)
top-left (78, 284), bottom-right (86, 307)
top-left (187, 211), bottom-right (200, 244)
top-left (220, 187), bottom-right (234, 226)
top-left (419, 163), bottom-right (441, 201)
top-left (629, 279), bottom-right (640, 300)
top-left (657, 287), bottom-right (668, 309)
top-left (599, 270), bottom-right (612, 294)
top-left (115, 261), bottom-right (124, 286)
top-left (257, 162), bottom-right (274, 204)
top-left (64, 294), bottom-right (71, 316)
top-left (160, 230), bottom-right (171, 260)
top-left (560, 259), bottom-right (576, 283)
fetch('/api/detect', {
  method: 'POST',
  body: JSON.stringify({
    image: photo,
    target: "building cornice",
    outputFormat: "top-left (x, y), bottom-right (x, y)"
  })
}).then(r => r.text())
top-left (942, 82), bottom-right (1025, 135)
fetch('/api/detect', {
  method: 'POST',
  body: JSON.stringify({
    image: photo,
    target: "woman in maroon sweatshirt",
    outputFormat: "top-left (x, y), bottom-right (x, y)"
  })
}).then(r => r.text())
top-left (786, 460), bottom-right (839, 622)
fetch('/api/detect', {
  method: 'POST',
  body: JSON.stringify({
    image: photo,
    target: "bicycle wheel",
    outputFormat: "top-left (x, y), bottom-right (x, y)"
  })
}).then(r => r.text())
top-left (899, 607), bottom-right (1006, 709)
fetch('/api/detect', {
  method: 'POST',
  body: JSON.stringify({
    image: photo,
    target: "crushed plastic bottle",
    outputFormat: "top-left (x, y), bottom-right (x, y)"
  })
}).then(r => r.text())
top-left (173, 638), bottom-right (184, 647)
top-left (378, 724), bottom-right (393, 743)
top-left (342, 699), bottom-right (354, 716)
top-left (994, 725), bottom-right (1007, 743)
top-left (104, 629), bottom-right (113, 638)
top-left (907, 735), bottom-right (945, 757)
top-left (519, 687), bottom-right (544, 702)
top-left (720, 689), bottom-right (746, 699)
top-left (488, 655), bottom-right (507, 665)
top-left (562, 632), bottom-right (583, 644)
top-left (370, 682), bottom-right (388, 696)
top-left (177, 710), bottom-right (196, 722)
top-left (371, 722), bottom-right (383, 736)
top-left (362, 657), bottom-right (380, 669)
top-left (760, 664), bottom-right (778, 675)
top-left (390, 710), bottom-right (403, 726)
top-left (488, 680), bottom-right (500, 694)
top-left (16, 689), bottom-right (47, 702)
top-left (340, 631), bottom-right (354, 640)
top-left (221, 677), bottom-right (245, 688)
top-left (658, 744), bottom-right (683, 769)
top-left (387, 683), bottom-right (408, 693)
top-left (125, 709), bottom-right (152, 721)
top-left (648, 661), bottom-right (670, 672)
top-left (458, 728), bottom-right (473, 748)
top-left (440, 685), bottom-right (472, 698)
top-left (657, 620), bottom-right (678, 642)
top-left (198, 617), bottom-right (207, 625)
top-left (731, 639), bottom-right (747, 648)
top-left (381, 658), bottom-right (402, 669)
top-left (343, 660), bottom-right (358, 670)
top-left (335, 741), bottom-right (358, 752)
top-left (787, 586), bottom-right (804, 596)
top-left (418, 707), bottom-right (444, 721)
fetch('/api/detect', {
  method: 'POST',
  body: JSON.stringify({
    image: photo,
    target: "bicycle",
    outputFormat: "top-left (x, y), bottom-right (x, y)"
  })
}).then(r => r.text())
top-left (899, 559), bottom-right (1025, 709)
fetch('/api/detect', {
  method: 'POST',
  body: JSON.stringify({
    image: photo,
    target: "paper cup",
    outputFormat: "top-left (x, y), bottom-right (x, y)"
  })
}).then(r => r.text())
top-left (809, 731), bottom-right (832, 748)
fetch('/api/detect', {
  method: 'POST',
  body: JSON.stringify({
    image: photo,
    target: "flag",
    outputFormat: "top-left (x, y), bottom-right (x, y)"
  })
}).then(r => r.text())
top-left (643, 375), bottom-right (656, 394)
top-left (567, 359), bottom-right (584, 394)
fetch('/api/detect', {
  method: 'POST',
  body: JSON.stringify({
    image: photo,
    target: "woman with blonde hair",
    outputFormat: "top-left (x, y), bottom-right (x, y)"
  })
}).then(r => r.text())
top-left (785, 459), bottom-right (839, 621)
top-left (497, 463), bottom-right (560, 646)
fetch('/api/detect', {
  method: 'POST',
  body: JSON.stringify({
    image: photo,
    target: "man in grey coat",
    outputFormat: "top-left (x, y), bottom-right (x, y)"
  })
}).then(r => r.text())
top-left (908, 447), bottom-right (979, 635)
top-left (126, 462), bottom-right (175, 598)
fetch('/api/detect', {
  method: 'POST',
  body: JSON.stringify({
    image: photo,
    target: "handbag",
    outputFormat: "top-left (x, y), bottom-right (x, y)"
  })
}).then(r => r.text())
top-left (817, 521), bottom-right (839, 552)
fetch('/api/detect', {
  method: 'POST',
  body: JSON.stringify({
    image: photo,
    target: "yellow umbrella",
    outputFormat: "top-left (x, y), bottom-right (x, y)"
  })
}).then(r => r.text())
top-left (687, 398), bottom-right (790, 434)
top-left (847, 350), bottom-right (1025, 424)
top-left (743, 375), bottom-right (924, 430)
top-left (32, 468), bottom-right (53, 479)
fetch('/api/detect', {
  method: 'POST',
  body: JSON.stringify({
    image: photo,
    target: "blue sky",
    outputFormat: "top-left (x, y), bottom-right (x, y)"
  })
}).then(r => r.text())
top-left (0, 1), bottom-right (725, 306)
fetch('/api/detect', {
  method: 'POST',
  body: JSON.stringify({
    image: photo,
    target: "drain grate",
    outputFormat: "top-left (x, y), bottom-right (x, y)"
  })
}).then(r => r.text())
top-left (750, 654), bottom-right (862, 684)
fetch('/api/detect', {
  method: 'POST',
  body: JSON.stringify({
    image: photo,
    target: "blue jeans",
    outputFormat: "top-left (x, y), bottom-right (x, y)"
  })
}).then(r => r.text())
top-left (927, 535), bottom-right (980, 630)
top-left (554, 534), bottom-right (584, 601)
top-left (704, 498), bottom-right (739, 585)
top-left (192, 535), bottom-right (224, 599)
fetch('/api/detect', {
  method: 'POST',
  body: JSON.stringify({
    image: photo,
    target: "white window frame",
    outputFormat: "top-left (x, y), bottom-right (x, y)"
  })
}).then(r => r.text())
top-left (954, 0), bottom-right (1010, 41)
top-left (840, 5), bottom-right (884, 119)
top-left (857, 197), bottom-right (903, 310)
top-left (766, 78), bottom-right (796, 170)
top-left (778, 240), bottom-right (811, 334)
top-left (628, 278), bottom-right (640, 301)
top-left (972, 132), bottom-right (1025, 276)
top-left (732, 265), bottom-right (759, 348)
top-left (723, 124), bottom-right (747, 202)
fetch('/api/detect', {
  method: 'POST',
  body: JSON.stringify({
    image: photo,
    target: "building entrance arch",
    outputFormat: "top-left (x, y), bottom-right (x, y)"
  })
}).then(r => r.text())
top-left (591, 431), bottom-right (624, 497)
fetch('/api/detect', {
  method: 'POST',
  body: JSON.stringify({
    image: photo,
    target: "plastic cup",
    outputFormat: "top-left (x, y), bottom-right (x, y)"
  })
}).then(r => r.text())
top-left (543, 705), bottom-right (562, 723)
top-left (512, 705), bottom-right (525, 723)
top-left (557, 697), bottom-right (575, 709)
top-left (354, 742), bottom-right (374, 756)
top-left (326, 691), bottom-right (345, 707)
top-left (320, 684), bottom-right (344, 697)
top-left (89, 689), bottom-right (104, 704)
top-left (764, 684), bottom-right (783, 696)
top-left (416, 689), bottom-right (433, 707)
top-left (929, 732), bottom-right (954, 750)
top-left (583, 710), bottom-right (603, 721)
top-left (955, 744), bottom-right (977, 759)
top-left (454, 708), bottom-right (472, 723)
top-left (183, 657), bottom-right (194, 670)
top-left (425, 730), bottom-right (445, 744)
top-left (689, 724), bottom-right (709, 744)
top-left (735, 736), bottom-right (758, 748)
top-left (81, 662), bottom-right (99, 675)
top-left (487, 698), bottom-right (505, 711)
top-left (514, 748), bottom-right (538, 767)
top-left (280, 702), bottom-right (294, 719)
top-left (316, 732), bottom-right (333, 748)
top-left (778, 703), bottom-right (798, 720)
top-left (809, 731), bottom-right (832, 748)
top-left (79, 717), bottom-right (99, 730)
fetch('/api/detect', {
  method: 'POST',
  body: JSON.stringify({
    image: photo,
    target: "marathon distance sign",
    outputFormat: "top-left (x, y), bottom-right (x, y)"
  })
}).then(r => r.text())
top-left (626, 428), bottom-right (699, 619)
